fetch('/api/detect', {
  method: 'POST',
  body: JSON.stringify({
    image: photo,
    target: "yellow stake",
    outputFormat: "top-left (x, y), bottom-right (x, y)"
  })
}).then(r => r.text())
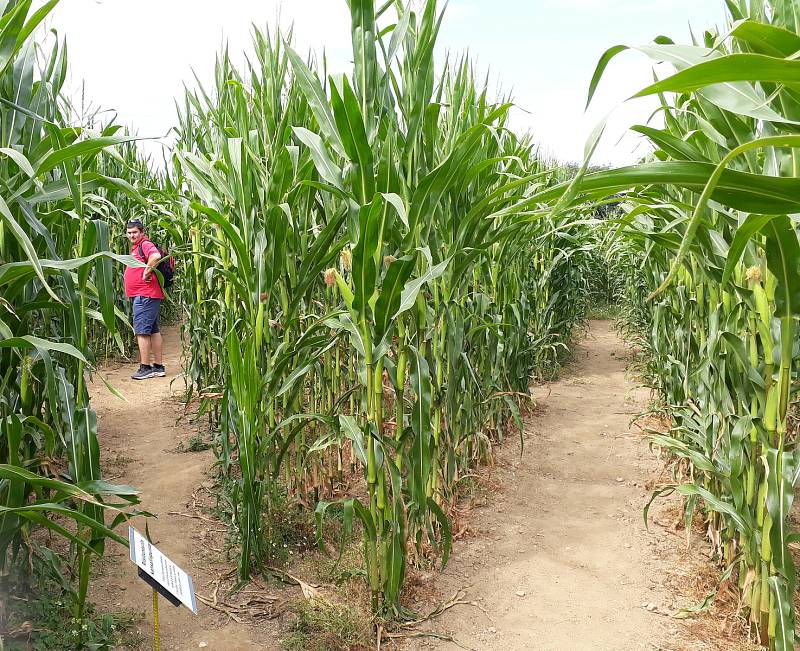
top-left (153, 588), bottom-right (161, 651)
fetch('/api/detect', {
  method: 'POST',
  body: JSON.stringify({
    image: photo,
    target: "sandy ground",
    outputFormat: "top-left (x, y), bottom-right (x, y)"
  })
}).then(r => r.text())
top-left (86, 321), bottom-right (750, 651)
top-left (403, 321), bottom-right (749, 651)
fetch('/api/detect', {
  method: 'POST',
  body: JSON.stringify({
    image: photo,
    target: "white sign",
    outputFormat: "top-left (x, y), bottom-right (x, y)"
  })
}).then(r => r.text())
top-left (129, 526), bottom-right (198, 614)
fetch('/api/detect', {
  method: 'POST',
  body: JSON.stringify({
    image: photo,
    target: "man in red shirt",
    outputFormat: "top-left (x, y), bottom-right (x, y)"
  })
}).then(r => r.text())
top-left (124, 219), bottom-right (166, 380)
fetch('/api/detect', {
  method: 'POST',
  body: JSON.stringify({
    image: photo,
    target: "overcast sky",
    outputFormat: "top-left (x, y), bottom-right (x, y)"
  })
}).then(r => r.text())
top-left (51, 1), bottom-right (727, 167)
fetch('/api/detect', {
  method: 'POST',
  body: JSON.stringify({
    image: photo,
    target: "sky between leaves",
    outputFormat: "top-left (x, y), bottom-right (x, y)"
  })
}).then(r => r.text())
top-left (52, 0), bottom-right (726, 167)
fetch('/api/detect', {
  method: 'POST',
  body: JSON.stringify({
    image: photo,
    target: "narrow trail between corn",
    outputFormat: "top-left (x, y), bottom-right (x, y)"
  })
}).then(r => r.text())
top-left (407, 320), bottom-right (679, 651)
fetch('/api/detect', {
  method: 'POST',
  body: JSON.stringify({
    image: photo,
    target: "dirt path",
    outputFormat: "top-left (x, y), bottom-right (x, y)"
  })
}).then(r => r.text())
top-left (407, 320), bottom-right (694, 651)
top-left (88, 327), bottom-right (281, 650)
top-left (86, 321), bottom-right (737, 650)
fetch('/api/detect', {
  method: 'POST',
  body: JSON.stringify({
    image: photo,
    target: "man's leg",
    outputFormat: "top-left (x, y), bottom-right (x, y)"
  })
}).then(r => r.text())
top-left (151, 332), bottom-right (163, 366)
top-left (137, 334), bottom-right (152, 365)
top-left (150, 300), bottom-right (164, 374)
top-left (132, 297), bottom-right (159, 379)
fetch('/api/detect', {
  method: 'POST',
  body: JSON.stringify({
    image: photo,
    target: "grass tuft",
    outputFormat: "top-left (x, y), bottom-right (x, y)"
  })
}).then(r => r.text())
top-left (176, 432), bottom-right (212, 453)
top-left (282, 597), bottom-right (371, 651)
top-left (3, 583), bottom-right (143, 651)
top-left (586, 302), bottom-right (621, 320)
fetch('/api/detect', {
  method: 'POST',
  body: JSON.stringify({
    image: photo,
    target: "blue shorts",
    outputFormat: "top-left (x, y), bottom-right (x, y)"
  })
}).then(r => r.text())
top-left (132, 296), bottom-right (161, 335)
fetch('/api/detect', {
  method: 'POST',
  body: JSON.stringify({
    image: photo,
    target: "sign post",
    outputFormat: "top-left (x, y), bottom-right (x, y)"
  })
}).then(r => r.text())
top-left (128, 526), bottom-right (198, 649)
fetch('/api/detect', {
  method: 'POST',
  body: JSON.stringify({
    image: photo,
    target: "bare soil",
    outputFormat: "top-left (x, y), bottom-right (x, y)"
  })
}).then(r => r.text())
top-left (402, 321), bottom-right (755, 651)
top-left (87, 321), bottom-right (755, 650)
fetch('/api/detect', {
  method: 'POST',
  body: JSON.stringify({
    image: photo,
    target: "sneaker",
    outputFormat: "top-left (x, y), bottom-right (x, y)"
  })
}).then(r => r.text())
top-left (132, 364), bottom-right (156, 380)
top-left (152, 364), bottom-right (166, 378)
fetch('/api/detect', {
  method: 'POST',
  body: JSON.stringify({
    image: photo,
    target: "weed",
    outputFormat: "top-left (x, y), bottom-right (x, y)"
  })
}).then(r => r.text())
top-left (177, 432), bottom-right (212, 453)
top-left (213, 480), bottom-right (317, 566)
top-left (2, 584), bottom-right (143, 651)
top-left (586, 302), bottom-right (621, 320)
top-left (282, 597), bottom-right (371, 651)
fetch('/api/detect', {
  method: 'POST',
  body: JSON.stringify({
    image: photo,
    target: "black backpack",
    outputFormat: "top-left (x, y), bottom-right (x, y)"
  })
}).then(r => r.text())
top-left (138, 240), bottom-right (175, 288)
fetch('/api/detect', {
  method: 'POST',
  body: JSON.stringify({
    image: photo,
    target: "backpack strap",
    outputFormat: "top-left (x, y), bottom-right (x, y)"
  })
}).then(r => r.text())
top-left (137, 238), bottom-right (153, 263)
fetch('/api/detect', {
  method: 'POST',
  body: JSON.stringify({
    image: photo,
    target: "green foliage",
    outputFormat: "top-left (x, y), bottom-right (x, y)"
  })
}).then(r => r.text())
top-left (212, 479), bottom-right (317, 567)
top-left (583, 1), bottom-right (800, 647)
top-left (282, 597), bottom-right (370, 651)
top-left (172, 1), bottom-right (594, 614)
top-left (2, 568), bottom-right (143, 651)
top-left (0, 0), bottom-right (145, 642)
top-left (176, 432), bottom-right (212, 453)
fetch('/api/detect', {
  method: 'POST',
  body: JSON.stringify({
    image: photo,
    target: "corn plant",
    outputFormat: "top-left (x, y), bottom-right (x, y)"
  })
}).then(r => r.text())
top-left (0, 1), bottom-right (145, 643)
top-left (172, 0), bottom-right (595, 615)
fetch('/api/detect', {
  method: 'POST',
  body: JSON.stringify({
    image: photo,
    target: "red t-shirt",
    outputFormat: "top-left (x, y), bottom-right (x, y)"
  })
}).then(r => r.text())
top-left (124, 238), bottom-right (165, 299)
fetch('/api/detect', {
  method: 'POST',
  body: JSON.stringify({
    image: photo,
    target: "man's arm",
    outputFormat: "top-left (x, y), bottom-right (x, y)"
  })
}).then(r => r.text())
top-left (142, 250), bottom-right (161, 282)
